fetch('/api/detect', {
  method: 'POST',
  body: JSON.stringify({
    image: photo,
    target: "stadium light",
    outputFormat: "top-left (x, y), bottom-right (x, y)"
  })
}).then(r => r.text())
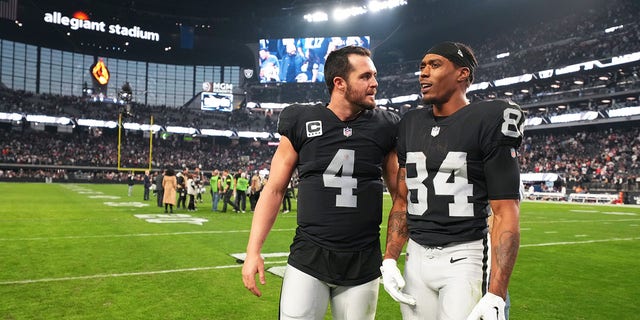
top-left (604, 24), bottom-right (623, 33)
top-left (304, 0), bottom-right (406, 23)
top-left (333, 6), bottom-right (367, 21)
top-left (304, 11), bottom-right (328, 22)
top-left (369, 0), bottom-right (407, 12)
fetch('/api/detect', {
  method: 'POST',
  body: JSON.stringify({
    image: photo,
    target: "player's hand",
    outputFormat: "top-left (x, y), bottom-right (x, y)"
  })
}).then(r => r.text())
top-left (241, 252), bottom-right (265, 297)
top-left (466, 292), bottom-right (506, 320)
top-left (380, 259), bottom-right (416, 305)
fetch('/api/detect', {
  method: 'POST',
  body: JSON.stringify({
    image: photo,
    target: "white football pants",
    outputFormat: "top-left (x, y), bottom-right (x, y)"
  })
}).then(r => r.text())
top-left (279, 264), bottom-right (380, 320)
top-left (400, 238), bottom-right (489, 320)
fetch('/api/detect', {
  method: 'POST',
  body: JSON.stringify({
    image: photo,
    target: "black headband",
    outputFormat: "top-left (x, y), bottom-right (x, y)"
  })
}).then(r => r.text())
top-left (426, 42), bottom-right (477, 82)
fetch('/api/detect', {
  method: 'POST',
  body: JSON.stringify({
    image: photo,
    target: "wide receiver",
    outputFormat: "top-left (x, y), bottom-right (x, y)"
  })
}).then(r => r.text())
top-left (380, 41), bottom-right (524, 320)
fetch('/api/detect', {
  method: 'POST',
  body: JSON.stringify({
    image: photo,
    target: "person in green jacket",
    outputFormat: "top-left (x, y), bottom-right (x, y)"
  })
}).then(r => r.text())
top-left (235, 172), bottom-right (250, 213)
top-left (210, 169), bottom-right (221, 212)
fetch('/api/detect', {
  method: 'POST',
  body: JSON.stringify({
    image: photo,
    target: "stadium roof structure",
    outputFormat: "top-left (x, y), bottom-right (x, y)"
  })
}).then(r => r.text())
top-left (1, 0), bottom-right (635, 67)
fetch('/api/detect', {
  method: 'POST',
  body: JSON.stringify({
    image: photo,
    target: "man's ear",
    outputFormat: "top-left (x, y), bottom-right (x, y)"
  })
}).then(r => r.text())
top-left (334, 77), bottom-right (346, 92)
top-left (457, 67), bottom-right (471, 83)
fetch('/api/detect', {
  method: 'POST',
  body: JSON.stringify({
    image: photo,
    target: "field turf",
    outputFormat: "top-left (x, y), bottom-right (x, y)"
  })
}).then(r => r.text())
top-left (0, 182), bottom-right (638, 319)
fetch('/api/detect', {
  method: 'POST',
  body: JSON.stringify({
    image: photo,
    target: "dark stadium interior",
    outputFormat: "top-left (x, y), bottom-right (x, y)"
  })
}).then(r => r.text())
top-left (1, 0), bottom-right (639, 200)
top-left (5, 0), bottom-right (625, 66)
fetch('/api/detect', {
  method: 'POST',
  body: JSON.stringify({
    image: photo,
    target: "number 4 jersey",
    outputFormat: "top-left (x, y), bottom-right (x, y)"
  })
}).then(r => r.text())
top-left (397, 100), bottom-right (525, 246)
top-left (278, 103), bottom-right (400, 250)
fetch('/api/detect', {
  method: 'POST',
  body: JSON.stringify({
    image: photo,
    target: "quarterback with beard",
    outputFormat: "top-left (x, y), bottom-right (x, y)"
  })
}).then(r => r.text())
top-left (242, 46), bottom-right (400, 320)
top-left (380, 42), bottom-right (524, 320)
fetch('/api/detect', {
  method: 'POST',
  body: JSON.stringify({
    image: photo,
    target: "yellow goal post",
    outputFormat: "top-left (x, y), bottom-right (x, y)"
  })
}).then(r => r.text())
top-left (117, 113), bottom-right (154, 172)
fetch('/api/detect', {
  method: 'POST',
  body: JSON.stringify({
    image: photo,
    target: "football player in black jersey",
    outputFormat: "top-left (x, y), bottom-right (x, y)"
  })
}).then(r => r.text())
top-left (380, 42), bottom-right (524, 320)
top-left (242, 46), bottom-right (400, 319)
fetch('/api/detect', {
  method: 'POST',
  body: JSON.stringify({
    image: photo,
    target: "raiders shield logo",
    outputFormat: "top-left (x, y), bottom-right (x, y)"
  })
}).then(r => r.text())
top-left (243, 69), bottom-right (254, 79)
top-left (431, 126), bottom-right (440, 137)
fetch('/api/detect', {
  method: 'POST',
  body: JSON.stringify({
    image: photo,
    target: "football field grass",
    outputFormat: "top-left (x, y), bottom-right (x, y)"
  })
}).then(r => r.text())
top-left (0, 182), bottom-right (639, 319)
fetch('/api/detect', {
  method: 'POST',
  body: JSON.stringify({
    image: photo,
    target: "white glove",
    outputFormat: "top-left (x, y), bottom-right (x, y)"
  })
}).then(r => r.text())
top-left (380, 259), bottom-right (416, 306)
top-left (466, 292), bottom-right (506, 320)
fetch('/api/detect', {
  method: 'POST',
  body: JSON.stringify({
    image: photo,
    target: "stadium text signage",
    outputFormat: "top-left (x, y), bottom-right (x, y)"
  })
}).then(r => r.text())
top-left (43, 11), bottom-right (160, 41)
top-left (203, 82), bottom-right (233, 94)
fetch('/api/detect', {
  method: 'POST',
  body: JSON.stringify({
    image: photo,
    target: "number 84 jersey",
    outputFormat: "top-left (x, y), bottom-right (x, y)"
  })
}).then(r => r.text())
top-left (397, 100), bottom-right (525, 246)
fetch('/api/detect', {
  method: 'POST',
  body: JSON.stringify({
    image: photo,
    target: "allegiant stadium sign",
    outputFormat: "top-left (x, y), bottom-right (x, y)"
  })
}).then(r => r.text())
top-left (44, 11), bottom-right (160, 42)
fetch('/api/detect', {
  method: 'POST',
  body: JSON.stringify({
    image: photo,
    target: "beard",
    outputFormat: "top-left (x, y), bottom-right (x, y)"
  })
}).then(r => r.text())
top-left (421, 92), bottom-right (446, 106)
top-left (345, 85), bottom-right (376, 110)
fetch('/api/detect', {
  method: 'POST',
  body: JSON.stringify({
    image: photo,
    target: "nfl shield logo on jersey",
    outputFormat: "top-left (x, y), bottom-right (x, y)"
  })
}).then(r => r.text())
top-left (431, 126), bottom-right (440, 137)
top-left (343, 127), bottom-right (353, 137)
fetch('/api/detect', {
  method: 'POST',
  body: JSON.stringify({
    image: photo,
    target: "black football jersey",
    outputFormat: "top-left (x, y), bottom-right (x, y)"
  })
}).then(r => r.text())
top-left (397, 100), bottom-right (525, 246)
top-left (278, 103), bottom-right (400, 250)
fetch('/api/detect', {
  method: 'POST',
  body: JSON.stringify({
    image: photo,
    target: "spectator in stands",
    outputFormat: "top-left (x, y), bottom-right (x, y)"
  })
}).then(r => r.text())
top-left (279, 43), bottom-right (306, 83)
top-left (259, 46), bottom-right (280, 82)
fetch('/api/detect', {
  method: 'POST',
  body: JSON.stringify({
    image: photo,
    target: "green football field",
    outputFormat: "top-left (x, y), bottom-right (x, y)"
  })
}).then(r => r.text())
top-left (1, 182), bottom-right (639, 319)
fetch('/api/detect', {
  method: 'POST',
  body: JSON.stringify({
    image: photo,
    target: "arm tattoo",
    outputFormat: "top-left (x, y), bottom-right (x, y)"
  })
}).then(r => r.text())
top-left (495, 230), bottom-right (519, 274)
top-left (385, 210), bottom-right (409, 259)
top-left (491, 230), bottom-right (520, 297)
top-left (387, 210), bottom-right (409, 237)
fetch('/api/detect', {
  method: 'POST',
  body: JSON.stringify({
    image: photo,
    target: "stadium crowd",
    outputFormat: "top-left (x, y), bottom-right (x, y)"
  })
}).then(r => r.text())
top-left (249, 0), bottom-right (640, 105)
top-left (521, 126), bottom-right (640, 192)
top-left (1, 0), bottom-right (640, 196)
top-left (1, 118), bottom-right (639, 194)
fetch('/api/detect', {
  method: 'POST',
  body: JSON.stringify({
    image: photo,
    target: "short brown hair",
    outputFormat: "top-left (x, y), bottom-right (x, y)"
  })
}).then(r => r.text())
top-left (324, 46), bottom-right (372, 94)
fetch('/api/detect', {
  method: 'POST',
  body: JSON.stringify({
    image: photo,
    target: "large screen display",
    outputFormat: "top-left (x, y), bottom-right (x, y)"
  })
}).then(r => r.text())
top-left (201, 92), bottom-right (233, 112)
top-left (258, 36), bottom-right (370, 83)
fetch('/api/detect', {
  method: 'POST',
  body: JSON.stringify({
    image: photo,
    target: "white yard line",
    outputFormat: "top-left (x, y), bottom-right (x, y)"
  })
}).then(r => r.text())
top-left (0, 260), bottom-right (289, 285)
top-left (2, 237), bottom-right (638, 286)
top-left (520, 218), bottom-right (640, 224)
top-left (521, 237), bottom-right (640, 247)
top-left (0, 229), bottom-right (295, 241)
